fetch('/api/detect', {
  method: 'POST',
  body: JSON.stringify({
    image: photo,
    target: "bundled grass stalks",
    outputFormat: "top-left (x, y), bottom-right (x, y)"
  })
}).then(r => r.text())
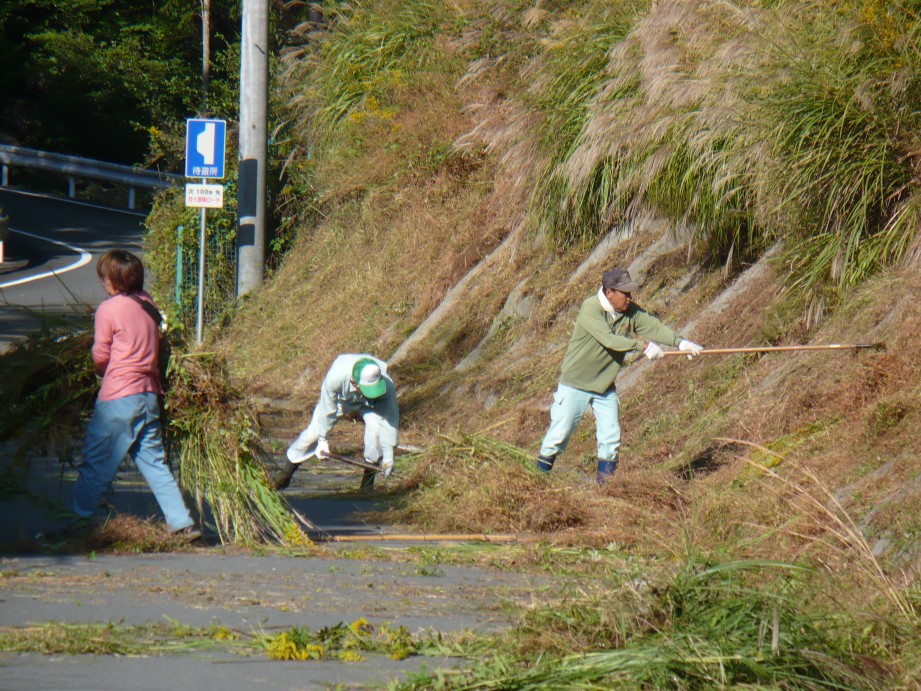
top-left (164, 353), bottom-right (307, 546)
top-left (391, 433), bottom-right (599, 534)
top-left (0, 318), bottom-right (96, 463)
top-left (399, 557), bottom-right (891, 690)
top-left (1, 321), bottom-right (304, 546)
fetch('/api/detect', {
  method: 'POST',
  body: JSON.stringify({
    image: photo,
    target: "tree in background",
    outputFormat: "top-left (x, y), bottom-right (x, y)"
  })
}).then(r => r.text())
top-left (0, 0), bottom-right (241, 164)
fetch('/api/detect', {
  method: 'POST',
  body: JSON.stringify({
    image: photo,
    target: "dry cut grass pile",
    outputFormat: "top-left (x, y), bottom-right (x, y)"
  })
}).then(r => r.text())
top-left (387, 433), bottom-right (691, 549)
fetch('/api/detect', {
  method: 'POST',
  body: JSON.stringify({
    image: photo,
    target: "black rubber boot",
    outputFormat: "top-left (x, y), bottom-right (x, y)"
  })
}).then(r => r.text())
top-left (360, 468), bottom-right (377, 492)
top-left (273, 461), bottom-right (299, 490)
top-left (535, 455), bottom-right (556, 474)
top-left (595, 457), bottom-right (619, 485)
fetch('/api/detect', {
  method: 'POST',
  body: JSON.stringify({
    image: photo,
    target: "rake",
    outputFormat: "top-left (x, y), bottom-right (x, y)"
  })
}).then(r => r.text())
top-left (663, 343), bottom-right (885, 357)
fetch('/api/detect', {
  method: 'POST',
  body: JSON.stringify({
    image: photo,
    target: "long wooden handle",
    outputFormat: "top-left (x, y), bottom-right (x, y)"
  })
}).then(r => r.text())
top-left (326, 452), bottom-right (381, 471)
top-left (662, 343), bottom-right (884, 356)
top-left (317, 533), bottom-right (520, 543)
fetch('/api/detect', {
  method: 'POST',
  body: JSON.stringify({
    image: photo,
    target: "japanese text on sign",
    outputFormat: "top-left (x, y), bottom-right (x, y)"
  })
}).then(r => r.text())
top-left (189, 166), bottom-right (221, 177)
top-left (185, 184), bottom-right (224, 208)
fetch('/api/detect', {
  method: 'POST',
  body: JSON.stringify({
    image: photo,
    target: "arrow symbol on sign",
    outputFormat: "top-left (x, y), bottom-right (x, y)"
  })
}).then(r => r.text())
top-left (196, 123), bottom-right (216, 165)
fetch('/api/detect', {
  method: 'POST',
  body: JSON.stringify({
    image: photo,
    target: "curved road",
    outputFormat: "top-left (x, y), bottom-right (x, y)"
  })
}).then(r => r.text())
top-left (0, 189), bottom-right (148, 351)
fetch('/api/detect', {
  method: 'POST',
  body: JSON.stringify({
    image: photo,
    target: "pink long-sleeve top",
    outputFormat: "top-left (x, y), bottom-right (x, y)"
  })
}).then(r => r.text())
top-left (92, 291), bottom-right (163, 401)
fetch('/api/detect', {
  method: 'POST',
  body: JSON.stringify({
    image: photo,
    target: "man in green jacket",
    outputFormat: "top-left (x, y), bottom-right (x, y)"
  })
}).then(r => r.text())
top-left (536, 268), bottom-right (703, 484)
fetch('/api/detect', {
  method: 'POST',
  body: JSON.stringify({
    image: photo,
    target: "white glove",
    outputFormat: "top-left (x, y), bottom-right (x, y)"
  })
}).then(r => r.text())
top-left (379, 457), bottom-right (394, 479)
top-left (678, 339), bottom-right (704, 359)
top-left (315, 439), bottom-right (330, 459)
top-left (644, 342), bottom-right (665, 360)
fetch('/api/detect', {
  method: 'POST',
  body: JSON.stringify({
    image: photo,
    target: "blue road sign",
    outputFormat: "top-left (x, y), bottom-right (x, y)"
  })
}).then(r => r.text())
top-left (185, 119), bottom-right (227, 179)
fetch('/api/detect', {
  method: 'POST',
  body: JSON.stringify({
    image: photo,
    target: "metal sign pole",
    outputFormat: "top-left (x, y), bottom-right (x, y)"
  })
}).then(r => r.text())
top-left (184, 118), bottom-right (226, 346)
top-left (196, 194), bottom-right (207, 345)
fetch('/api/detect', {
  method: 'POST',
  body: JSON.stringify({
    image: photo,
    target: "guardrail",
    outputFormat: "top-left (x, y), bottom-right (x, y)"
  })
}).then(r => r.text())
top-left (0, 144), bottom-right (183, 209)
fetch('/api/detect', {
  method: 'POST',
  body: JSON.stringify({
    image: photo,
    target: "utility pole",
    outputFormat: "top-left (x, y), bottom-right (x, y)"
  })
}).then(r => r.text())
top-left (201, 0), bottom-right (211, 112)
top-left (236, 0), bottom-right (269, 296)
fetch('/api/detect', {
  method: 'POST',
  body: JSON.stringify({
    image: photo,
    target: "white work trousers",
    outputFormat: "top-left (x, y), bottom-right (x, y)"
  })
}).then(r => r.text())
top-left (287, 403), bottom-right (386, 464)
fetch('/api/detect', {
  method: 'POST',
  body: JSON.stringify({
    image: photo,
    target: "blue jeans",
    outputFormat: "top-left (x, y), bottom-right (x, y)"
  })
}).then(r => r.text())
top-left (538, 383), bottom-right (621, 460)
top-left (72, 393), bottom-right (194, 531)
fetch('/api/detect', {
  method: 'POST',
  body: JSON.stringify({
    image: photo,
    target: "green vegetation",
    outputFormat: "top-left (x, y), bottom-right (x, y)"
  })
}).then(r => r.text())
top-left (390, 434), bottom-right (597, 534)
top-left (0, 620), bottom-right (250, 656)
top-left (0, 0), bottom-right (242, 162)
top-left (5, 0), bottom-right (921, 683)
top-left (0, 327), bottom-right (305, 547)
top-left (398, 552), bottom-right (918, 689)
top-left (144, 182), bottom-right (241, 333)
top-left (0, 321), bottom-right (96, 463)
top-left (516, 0), bottom-right (921, 310)
top-left (263, 619), bottom-right (427, 662)
top-left (526, 1), bottom-right (648, 245)
top-left (284, 0), bottom-right (448, 138)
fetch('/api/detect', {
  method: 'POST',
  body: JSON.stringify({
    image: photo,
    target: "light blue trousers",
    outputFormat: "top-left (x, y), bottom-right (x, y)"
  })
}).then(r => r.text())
top-left (72, 393), bottom-right (194, 531)
top-left (538, 383), bottom-right (621, 461)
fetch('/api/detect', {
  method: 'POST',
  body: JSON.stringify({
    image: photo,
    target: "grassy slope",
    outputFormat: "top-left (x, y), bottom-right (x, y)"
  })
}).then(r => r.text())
top-left (218, 0), bottom-right (921, 574)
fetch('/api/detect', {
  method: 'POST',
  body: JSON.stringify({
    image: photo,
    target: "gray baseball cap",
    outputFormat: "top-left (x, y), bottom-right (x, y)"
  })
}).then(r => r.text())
top-left (602, 268), bottom-right (639, 293)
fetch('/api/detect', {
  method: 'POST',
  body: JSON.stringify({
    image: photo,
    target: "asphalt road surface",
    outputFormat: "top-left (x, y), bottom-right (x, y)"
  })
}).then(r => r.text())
top-left (0, 189), bottom-right (147, 351)
top-left (0, 440), bottom-right (533, 691)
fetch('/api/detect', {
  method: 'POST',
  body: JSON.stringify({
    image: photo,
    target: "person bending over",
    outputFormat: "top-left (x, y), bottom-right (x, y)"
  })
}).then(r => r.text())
top-left (275, 354), bottom-right (399, 491)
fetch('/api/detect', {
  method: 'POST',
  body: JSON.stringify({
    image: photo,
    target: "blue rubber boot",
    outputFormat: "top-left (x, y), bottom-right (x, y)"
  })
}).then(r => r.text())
top-left (596, 458), bottom-right (619, 485)
top-left (535, 455), bottom-right (556, 474)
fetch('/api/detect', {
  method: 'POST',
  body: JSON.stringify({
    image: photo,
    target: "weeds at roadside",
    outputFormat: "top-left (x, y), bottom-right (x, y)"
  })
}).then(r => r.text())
top-left (0, 321), bottom-right (96, 463)
top-left (724, 437), bottom-right (915, 618)
top-left (395, 551), bottom-right (908, 689)
top-left (387, 436), bottom-right (921, 689)
top-left (387, 433), bottom-right (606, 535)
top-left (261, 618), bottom-right (463, 663)
top-left (0, 621), bottom-right (256, 656)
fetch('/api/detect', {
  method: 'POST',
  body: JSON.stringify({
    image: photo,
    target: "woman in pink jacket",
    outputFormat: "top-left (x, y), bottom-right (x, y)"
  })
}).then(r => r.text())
top-left (70, 250), bottom-right (200, 542)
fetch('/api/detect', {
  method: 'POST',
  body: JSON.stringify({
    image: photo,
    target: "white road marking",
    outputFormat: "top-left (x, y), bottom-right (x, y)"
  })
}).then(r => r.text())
top-left (0, 228), bottom-right (93, 289)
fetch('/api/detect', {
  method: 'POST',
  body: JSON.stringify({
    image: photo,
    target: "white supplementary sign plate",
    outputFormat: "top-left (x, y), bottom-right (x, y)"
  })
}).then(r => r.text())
top-left (185, 183), bottom-right (224, 208)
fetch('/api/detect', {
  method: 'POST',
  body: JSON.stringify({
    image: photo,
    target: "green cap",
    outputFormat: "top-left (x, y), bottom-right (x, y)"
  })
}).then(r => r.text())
top-left (352, 358), bottom-right (387, 399)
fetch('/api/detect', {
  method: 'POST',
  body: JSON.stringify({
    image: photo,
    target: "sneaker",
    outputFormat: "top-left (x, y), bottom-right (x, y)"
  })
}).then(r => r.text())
top-left (172, 526), bottom-right (203, 544)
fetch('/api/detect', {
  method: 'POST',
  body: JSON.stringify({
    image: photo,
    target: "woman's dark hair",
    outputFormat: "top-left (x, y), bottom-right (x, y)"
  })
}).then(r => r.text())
top-left (96, 250), bottom-right (144, 293)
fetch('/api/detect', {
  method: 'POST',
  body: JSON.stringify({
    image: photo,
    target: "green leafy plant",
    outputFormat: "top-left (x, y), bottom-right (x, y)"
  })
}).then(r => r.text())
top-left (289, 0), bottom-right (445, 138)
top-left (263, 618), bottom-right (422, 662)
top-left (397, 555), bottom-right (900, 689)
